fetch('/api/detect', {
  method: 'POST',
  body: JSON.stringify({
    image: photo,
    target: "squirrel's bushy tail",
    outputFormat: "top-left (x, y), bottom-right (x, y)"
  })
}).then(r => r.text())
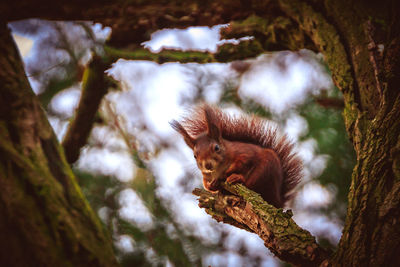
top-left (180, 104), bottom-right (302, 206)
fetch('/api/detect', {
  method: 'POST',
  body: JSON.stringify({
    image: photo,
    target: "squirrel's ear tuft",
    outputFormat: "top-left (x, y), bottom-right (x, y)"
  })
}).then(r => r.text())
top-left (170, 120), bottom-right (195, 149)
top-left (204, 105), bottom-right (221, 141)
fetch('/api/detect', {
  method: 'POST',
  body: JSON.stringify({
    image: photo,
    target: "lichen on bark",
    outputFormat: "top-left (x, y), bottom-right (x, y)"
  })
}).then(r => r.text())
top-left (1, 0), bottom-right (400, 266)
top-left (194, 183), bottom-right (332, 266)
top-left (0, 22), bottom-right (117, 267)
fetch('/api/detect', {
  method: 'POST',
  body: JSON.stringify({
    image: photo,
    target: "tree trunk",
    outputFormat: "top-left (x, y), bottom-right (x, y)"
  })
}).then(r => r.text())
top-left (1, 0), bottom-right (400, 265)
top-left (0, 22), bottom-right (117, 266)
top-left (277, 1), bottom-right (400, 265)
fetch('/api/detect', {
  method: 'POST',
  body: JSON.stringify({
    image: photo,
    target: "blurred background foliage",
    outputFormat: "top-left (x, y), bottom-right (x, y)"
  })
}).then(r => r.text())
top-left (10, 19), bottom-right (355, 266)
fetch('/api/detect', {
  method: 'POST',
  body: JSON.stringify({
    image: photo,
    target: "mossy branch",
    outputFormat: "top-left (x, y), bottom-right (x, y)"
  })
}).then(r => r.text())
top-left (104, 46), bottom-right (215, 64)
top-left (0, 22), bottom-right (117, 266)
top-left (62, 54), bottom-right (110, 164)
top-left (193, 183), bottom-right (332, 266)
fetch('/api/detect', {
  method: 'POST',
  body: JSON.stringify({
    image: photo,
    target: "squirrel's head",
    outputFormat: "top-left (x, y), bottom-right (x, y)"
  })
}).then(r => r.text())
top-left (170, 106), bottom-right (226, 180)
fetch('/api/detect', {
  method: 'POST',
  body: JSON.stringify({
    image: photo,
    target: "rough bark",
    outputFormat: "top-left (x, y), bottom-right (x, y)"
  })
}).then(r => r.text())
top-left (1, 0), bottom-right (400, 266)
top-left (0, 22), bottom-right (118, 266)
top-left (193, 183), bottom-right (331, 266)
top-left (276, 1), bottom-right (400, 265)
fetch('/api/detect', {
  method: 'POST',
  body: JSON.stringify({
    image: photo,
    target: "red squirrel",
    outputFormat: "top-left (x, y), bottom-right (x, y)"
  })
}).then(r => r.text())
top-left (170, 104), bottom-right (302, 208)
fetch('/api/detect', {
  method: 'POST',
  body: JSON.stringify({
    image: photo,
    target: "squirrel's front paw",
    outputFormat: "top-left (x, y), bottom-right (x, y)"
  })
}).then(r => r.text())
top-left (226, 174), bottom-right (245, 184)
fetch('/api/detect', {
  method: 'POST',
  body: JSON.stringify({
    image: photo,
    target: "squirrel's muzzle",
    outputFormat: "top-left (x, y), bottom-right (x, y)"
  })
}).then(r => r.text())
top-left (205, 162), bottom-right (213, 171)
top-left (202, 176), bottom-right (220, 192)
top-left (200, 160), bottom-right (216, 174)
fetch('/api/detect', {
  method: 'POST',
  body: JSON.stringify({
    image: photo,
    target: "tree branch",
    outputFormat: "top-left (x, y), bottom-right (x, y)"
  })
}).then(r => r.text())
top-left (193, 183), bottom-right (332, 266)
top-left (104, 46), bottom-right (215, 64)
top-left (62, 46), bottom-right (218, 165)
top-left (315, 97), bottom-right (344, 109)
top-left (62, 54), bottom-right (109, 164)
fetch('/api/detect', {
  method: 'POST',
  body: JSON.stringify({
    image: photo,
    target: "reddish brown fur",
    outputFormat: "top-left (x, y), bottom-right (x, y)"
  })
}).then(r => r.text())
top-left (170, 104), bottom-right (302, 208)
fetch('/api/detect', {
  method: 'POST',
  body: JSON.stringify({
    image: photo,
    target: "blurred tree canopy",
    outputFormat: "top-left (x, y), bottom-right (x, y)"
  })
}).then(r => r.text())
top-left (0, 0), bottom-right (399, 266)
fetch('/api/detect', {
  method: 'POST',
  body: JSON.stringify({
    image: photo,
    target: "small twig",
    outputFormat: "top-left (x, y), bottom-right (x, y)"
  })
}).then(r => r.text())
top-left (26, 60), bottom-right (66, 77)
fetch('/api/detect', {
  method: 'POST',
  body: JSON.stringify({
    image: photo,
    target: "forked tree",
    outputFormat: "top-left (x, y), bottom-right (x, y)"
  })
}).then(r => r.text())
top-left (0, 0), bottom-right (399, 266)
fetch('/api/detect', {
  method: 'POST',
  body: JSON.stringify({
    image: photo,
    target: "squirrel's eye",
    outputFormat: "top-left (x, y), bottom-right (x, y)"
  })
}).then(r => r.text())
top-left (214, 144), bottom-right (220, 152)
top-left (194, 155), bottom-right (197, 159)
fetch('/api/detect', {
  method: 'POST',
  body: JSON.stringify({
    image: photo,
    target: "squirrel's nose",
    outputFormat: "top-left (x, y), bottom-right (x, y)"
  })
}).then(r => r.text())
top-left (205, 162), bottom-right (213, 170)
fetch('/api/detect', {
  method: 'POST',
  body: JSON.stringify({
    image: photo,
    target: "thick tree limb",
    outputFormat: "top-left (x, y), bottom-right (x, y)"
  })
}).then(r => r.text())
top-left (3, 0), bottom-right (252, 47)
top-left (277, 0), bottom-right (358, 136)
top-left (0, 22), bottom-right (117, 266)
top-left (220, 15), bottom-right (317, 52)
top-left (193, 183), bottom-right (332, 266)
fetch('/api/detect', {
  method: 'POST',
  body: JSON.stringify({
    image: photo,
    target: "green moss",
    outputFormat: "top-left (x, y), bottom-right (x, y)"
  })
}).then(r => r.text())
top-left (225, 183), bottom-right (316, 244)
top-left (215, 39), bottom-right (264, 62)
top-left (104, 45), bottom-right (215, 64)
top-left (221, 14), bottom-right (313, 52)
top-left (279, 0), bottom-right (354, 92)
top-left (224, 15), bottom-right (272, 38)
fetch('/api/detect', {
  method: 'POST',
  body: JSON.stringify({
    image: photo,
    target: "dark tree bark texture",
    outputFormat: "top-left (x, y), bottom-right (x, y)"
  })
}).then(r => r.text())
top-left (0, 23), bottom-right (117, 266)
top-left (1, 0), bottom-right (399, 266)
